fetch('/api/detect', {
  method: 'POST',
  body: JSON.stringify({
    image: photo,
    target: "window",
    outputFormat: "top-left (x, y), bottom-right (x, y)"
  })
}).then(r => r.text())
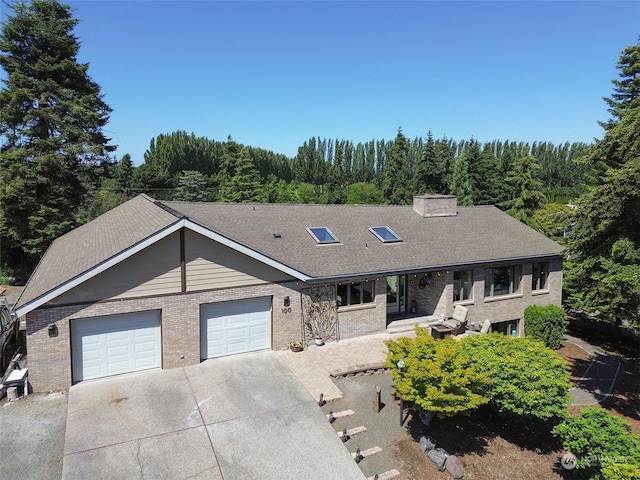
top-left (532, 262), bottom-right (549, 291)
top-left (453, 270), bottom-right (473, 302)
top-left (307, 227), bottom-right (339, 244)
top-left (337, 281), bottom-right (375, 307)
top-left (484, 264), bottom-right (522, 297)
top-left (369, 226), bottom-right (402, 243)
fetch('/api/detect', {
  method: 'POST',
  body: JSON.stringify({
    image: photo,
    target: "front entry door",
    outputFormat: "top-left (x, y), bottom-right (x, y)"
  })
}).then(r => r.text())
top-left (386, 275), bottom-right (406, 314)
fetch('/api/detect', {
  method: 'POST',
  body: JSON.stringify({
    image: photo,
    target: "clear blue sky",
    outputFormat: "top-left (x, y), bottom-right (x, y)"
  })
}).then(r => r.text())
top-left (4, 1), bottom-right (640, 165)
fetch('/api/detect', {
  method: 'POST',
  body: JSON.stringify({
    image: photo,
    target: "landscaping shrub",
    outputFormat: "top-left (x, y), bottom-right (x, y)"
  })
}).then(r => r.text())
top-left (552, 407), bottom-right (640, 480)
top-left (524, 304), bottom-right (567, 349)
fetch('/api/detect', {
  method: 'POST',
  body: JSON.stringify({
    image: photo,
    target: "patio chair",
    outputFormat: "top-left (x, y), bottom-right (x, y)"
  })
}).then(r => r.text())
top-left (455, 318), bottom-right (491, 339)
top-left (428, 305), bottom-right (469, 336)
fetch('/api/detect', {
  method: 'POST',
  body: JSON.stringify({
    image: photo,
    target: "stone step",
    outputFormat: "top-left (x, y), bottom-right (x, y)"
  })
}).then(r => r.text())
top-left (337, 426), bottom-right (367, 438)
top-left (326, 409), bottom-right (354, 420)
top-left (351, 446), bottom-right (382, 459)
top-left (367, 469), bottom-right (401, 480)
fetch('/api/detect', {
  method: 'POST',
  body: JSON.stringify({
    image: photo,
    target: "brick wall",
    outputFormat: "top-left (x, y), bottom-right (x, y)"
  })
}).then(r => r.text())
top-left (26, 281), bottom-right (304, 392)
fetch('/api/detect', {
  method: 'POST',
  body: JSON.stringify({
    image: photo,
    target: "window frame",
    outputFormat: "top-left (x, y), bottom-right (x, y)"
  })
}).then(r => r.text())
top-left (532, 261), bottom-right (549, 292)
top-left (337, 281), bottom-right (375, 308)
top-left (484, 264), bottom-right (522, 298)
top-left (369, 226), bottom-right (402, 243)
top-left (307, 227), bottom-right (339, 244)
top-left (453, 269), bottom-right (474, 303)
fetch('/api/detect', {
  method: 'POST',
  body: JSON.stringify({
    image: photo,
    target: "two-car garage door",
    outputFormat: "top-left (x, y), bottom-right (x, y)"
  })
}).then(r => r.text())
top-left (72, 311), bottom-right (161, 383)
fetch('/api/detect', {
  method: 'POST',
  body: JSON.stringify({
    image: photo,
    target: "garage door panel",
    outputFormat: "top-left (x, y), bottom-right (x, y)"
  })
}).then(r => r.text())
top-left (201, 297), bottom-right (271, 359)
top-left (72, 311), bottom-right (161, 382)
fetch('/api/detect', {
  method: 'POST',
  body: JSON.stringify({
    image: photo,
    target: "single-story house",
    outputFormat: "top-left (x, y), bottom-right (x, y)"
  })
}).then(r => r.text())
top-left (14, 194), bottom-right (562, 392)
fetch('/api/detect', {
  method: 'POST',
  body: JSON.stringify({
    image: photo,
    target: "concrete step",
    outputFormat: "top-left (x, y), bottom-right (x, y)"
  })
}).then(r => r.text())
top-left (386, 315), bottom-right (439, 334)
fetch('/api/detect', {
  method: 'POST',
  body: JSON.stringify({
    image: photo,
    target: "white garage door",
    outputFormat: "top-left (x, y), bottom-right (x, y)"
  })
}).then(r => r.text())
top-left (200, 297), bottom-right (271, 359)
top-left (72, 311), bottom-right (161, 382)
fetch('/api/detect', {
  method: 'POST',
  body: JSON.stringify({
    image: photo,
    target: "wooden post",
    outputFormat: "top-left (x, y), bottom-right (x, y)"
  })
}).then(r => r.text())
top-left (373, 385), bottom-right (381, 413)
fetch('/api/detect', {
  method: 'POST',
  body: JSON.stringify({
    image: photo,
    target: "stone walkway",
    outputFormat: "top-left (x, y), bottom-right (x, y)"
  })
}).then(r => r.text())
top-left (278, 331), bottom-right (415, 402)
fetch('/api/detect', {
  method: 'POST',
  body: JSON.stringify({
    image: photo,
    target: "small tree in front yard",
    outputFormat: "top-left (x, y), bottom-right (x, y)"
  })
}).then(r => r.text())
top-left (524, 304), bottom-right (567, 350)
top-left (462, 334), bottom-right (571, 421)
top-left (552, 407), bottom-right (640, 480)
top-left (386, 329), bottom-right (490, 423)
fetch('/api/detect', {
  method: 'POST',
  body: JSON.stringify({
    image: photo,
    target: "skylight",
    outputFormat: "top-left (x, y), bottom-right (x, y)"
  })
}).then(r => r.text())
top-left (369, 226), bottom-right (402, 243)
top-left (308, 227), bottom-right (339, 244)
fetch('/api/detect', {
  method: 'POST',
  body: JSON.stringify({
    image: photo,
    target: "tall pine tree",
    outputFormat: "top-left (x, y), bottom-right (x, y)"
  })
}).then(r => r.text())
top-left (382, 128), bottom-right (410, 204)
top-left (0, 0), bottom-right (114, 272)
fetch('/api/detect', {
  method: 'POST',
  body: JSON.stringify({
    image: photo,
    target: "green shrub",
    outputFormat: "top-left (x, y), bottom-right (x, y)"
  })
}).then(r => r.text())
top-left (524, 304), bottom-right (567, 349)
top-left (553, 407), bottom-right (640, 480)
top-left (462, 334), bottom-right (571, 420)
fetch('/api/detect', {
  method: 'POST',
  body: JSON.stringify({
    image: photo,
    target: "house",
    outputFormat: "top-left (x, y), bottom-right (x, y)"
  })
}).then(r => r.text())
top-left (13, 194), bottom-right (562, 392)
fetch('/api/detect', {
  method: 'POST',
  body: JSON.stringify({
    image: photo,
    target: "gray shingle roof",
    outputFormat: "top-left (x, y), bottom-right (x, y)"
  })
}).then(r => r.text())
top-left (165, 200), bottom-right (561, 280)
top-left (15, 194), bottom-right (561, 314)
top-left (15, 195), bottom-right (180, 310)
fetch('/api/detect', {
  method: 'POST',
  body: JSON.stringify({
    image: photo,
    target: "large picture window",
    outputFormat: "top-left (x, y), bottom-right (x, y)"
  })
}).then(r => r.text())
top-left (532, 262), bottom-right (549, 291)
top-left (453, 270), bottom-right (473, 302)
top-left (337, 281), bottom-right (375, 307)
top-left (484, 265), bottom-right (522, 298)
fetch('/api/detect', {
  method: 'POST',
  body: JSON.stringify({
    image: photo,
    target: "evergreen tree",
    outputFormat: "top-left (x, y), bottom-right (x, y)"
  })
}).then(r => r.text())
top-left (411, 131), bottom-right (443, 195)
top-left (450, 152), bottom-right (473, 206)
top-left (174, 170), bottom-right (208, 202)
top-left (220, 147), bottom-right (263, 203)
top-left (0, 0), bottom-right (114, 272)
top-left (565, 42), bottom-right (640, 330)
top-left (382, 128), bottom-right (410, 204)
top-left (116, 153), bottom-right (134, 197)
top-left (602, 37), bottom-right (640, 128)
top-left (501, 155), bottom-right (546, 223)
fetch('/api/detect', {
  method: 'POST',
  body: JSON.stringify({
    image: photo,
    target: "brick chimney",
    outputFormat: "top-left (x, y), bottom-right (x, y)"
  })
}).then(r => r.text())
top-left (413, 194), bottom-right (458, 217)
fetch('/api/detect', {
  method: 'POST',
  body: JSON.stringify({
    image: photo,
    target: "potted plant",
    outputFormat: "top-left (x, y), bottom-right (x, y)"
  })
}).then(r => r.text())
top-left (302, 287), bottom-right (337, 347)
top-left (289, 341), bottom-right (303, 352)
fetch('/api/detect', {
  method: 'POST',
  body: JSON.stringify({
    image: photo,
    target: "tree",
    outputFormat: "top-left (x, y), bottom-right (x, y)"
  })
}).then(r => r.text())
top-left (220, 147), bottom-right (263, 203)
top-left (411, 131), bottom-right (443, 195)
top-left (565, 41), bottom-right (640, 330)
top-left (346, 182), bottom-right (383, 204)
top-left (386, 329), bottom-right (490, 422)
top-left (116, 153), bottom-right (134, 197)
top-left (553, 407), bottom-right (640, 480)
top-left (0, 0), bottom-right (114, 272)
top-left (382, 128), bottom-right (410, 204)
top-left (462, 334), bottom-right (571, 420)
top-left (524, 304), bottom-right (567, 350)
top-left (174, 170), bottom-right (208, 202)
top-left (502, 155), bottom-right (546, 224)
top-left (450, 153), bottom-right (473, 206)
top-left (602, 37), bottom-right (640, 128)
top-left (531, 202), bottom-right (575, 243)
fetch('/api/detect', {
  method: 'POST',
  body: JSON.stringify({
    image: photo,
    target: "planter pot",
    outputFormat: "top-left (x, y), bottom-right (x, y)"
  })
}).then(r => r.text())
top-left (315, 338), bottom-right (325, 347)
top-left (290, 343), bottom-right (303, 352)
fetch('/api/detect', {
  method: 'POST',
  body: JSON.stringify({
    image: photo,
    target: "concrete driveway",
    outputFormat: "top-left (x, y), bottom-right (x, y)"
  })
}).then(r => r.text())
top-left (62, 351), bottom-right (365, 480)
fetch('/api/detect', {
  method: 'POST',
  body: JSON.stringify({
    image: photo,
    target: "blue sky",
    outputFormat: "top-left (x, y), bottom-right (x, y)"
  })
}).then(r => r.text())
top-left (3, 1), bottom-right (639, 164)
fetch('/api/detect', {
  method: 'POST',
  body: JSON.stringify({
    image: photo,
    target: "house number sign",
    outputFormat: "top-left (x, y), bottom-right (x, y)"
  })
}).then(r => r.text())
top-left (281, 307), bottom-right (292, 314)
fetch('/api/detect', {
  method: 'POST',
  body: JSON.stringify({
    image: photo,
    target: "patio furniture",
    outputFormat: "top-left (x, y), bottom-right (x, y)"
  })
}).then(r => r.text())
top-left (455, 318), bottom-right (492, 339)
top-left (428, 305), bottom-right (468, 338)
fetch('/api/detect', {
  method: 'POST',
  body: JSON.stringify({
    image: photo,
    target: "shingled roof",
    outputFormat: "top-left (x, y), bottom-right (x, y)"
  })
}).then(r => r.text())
top-left (15, 194), bottom-right (561, 316)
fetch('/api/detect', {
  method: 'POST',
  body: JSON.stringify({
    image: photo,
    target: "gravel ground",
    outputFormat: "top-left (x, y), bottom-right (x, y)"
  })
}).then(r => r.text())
top-left (0, 392), bottom-right (68, 480)
top-left (321, 371), bottom-right (407, 479)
